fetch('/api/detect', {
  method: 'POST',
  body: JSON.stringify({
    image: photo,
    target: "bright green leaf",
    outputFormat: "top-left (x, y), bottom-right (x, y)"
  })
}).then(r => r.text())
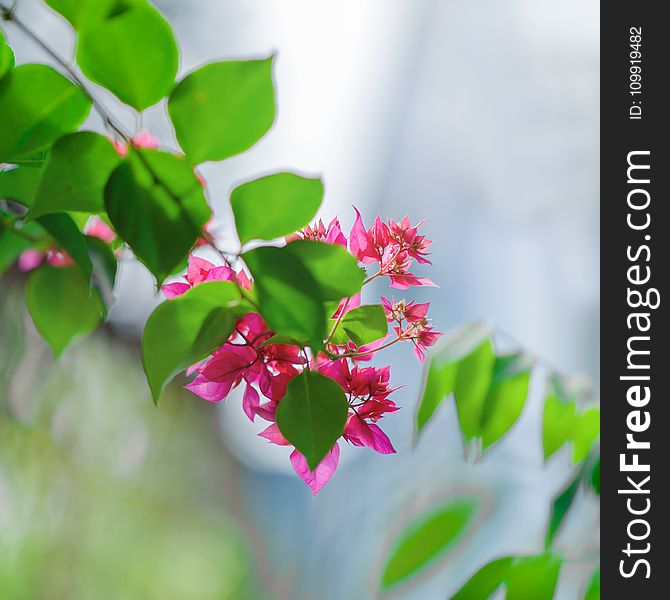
top-left (0, 160), bottom-right (48, 208)
top-left (0, 64), bottom-right (91, 162)
top-left (543, 376), bottom-right (578, 461)
top-left (29, 132), bottom-right (121, 218)
top-left (584, 567), bottom-right (600, 600)
top-left (0, 224), bottom-right (33, 276)
top-left (25, 265), bottom-right (103, 355)
top-left (231, 173), bottom-right (323, 244)
top-left (142, 281), bottom-right (241, 403)
top-left (480, 353), bottom-right (533, 449)
top-left (104, 149), bottom-right (210, 284)
top-left (572, 407), bottom-right (600, 463)
top-left (275, 371), bottom-right (348, 470)
top-left (450, 557), bottom-right (513, 600)
top-left (381, 498), bottom-right (478, 589)
top-left (37, 213), bottom-right (93, 281)
top-left (77, 4), bottom-right (178, 111)
top-left (243, 246), bottom-right (326, 348)
top-left (329, 304), bottom-right (387, 347)
top-left (0, 31), bottom-right (14, 80)
top-left (506, 553), bottom-right (562, 600)
top-left (168, 58), bottom-right (275, 163)
top-left (44, 0), bottom-right (139, 29)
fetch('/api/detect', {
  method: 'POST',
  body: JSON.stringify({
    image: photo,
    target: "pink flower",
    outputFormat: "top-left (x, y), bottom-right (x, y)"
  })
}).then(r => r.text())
top-left (382, 297), bottom-right (442, 363)
top-left (18, 249), bottom-right (45, 272)
top-left (286, 217), bottom-right (347, 248)
top-left (381, 297), bottom-right (429, 324)
top-left (343, 415), bottom-right (395, 454)
top-left (162, 255), bottom-right (252, 299)
top-left (290, 444), bottom-right (340, 496)
top-left (112, 131), bottom-right (160, 157)
top-left (84, 216), bottom-right (116, 243)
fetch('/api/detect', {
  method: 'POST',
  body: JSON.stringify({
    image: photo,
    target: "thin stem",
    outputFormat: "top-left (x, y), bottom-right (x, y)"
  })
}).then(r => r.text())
top-left (326, 336), bottom-right (401, 360)
top-left (324, 297), bottom-right (351, 345)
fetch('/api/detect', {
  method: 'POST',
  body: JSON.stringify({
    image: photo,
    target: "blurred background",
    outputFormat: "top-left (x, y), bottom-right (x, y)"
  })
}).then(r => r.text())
top-left (1, 0), bottom-right (599, 598)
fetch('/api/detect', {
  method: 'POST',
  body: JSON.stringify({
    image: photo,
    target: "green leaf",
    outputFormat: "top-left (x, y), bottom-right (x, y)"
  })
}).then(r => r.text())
top-left (415, 322), bottom-right (493, 434)
top-left (480, 353), bottom-right (533, 449)
top-left (584, 567), bottom-right (600, 600)
top-left (44, 0), bottom-right (139, 29)
top-left (29, 132), bottom-right (121, 218)
top-left (329, 304), bottom-right (387, 347)
top-left (243, 246), bottom-right (326, 348)
top-left (142, 281), bottom-right (241, 403)
top-left (0, 160), bottom-right (48, 208)
top-left (381, 498), bottom-right (477, 589)
top-left (590, 456), bottom-right (600, 495)
top-left (506, 553), bottom-right (562, 600)
top-left (231, 173), bottom-right (323, 244)
top-left (0, 31), bottom-right (15, 81)
top-left (0, 225), bottom-right (32, 276)
top-left (450, 557), bottom-right (513, 600)
top-left (77, 4), bottom-right (178, 111)
top-left (36, 213), bottom-right (93, 281)
top-left (545, 468), bottom-right (581, 547)
top-left (0, 64), bottom-right (91, 162)
top-left (168, 58), bottom-right (275, 163)
top-left (275, 371), bottom-right (348, 470)
top-left (25, 265), bottom-right (103, 355)
top-left (85, 235), bottom-right (117, 313)
top-left (104, 149), bottom-right (210, 284)
top-left (572, 407), bottom-right (600, 463)
top-left (283, 240), bottom-right (364, 300)
top-left (543, 375), bottom-right (578, 461)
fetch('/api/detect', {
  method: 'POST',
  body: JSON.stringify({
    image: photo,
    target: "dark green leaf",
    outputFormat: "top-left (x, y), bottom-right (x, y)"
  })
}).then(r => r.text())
top-left (480, 353), bottom-right (533, 449)
top-left (44, 0), bottom-right (139, 29)
top-left (283, 240), bottom-right (364, 300)
top-left (0, 160), bottom-right (47, 208)
top-left (25, 265), bottom-right (103, 355)
top-left (546, 468), bottom-right (581, 547)
top-left (415, 322), bottom-right (493, 434)
top-left (29, 132), bottom-right (121, 218)
top-left (142, 281), bottom-right (241, 403)
top-left (36, 213), bottom-right (93, 281)
top-left (0, 64), bottom-right (91, 162)
top-left (329, 304), bottom-right (387, 347)
top-left (231, 173), bottom-right (323, 244)
top-left (243, 246), bottom-right (326, 349)
top-left (77, 4), bottom-right (178, 111)
top-left (506, 553), bottom-right (562, 600)
top-left (450, 557), bottom-right (513, 600)
top-left (584, 567), bottom-right (600, 600)
top-left (0, 225), bottom-right (33, 276)
top-left (590, 456), bottom-right (600, 495)
top-left (104, 149), bottom-right (210, 284)
top-left (381, 498), bottom-right (478, 589)
top-left (276, 371), bottom-right (348, 470)
top-left (84, 235), bottom-right (117, 313)
top-left (168, 58), bottom-right (275, 163)
top-left (0, 31), bottom-right (14, 81)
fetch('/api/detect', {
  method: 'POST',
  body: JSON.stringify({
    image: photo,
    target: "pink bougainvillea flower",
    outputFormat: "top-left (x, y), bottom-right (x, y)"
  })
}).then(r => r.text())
top-left (258, 422), bottom-right (290, 446)
top-left (162, 255), bottom-right (252, 299)
top-left (290, 444), bottom-right (340, 496)
top-left (388, 216), bottom-right (432, 265)
top-left (286, 217), bottom-right (347, 249)
top-left (381, 297), bottom-right (429, 324)
top-left (411, 325), bottom-right (443, 364)
top-left (382, 297), bottom-right (442, 363)
top-left (17, 249), bottom-right (45, 272)
top-left (84, 216), bottom-right (116, 243)
top-left (112, 131), bottom-right (160, 157)
top-left (343, 414), bottom-right (395, 454)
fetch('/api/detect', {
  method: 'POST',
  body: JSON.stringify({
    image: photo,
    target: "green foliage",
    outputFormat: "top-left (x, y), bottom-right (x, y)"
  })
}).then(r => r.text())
top-left (450, 553), bottom-right (562, 600)
top-left (77, 3), bottom-right (178, 111)
top-left (36, 213), bottom-right (93, 281)
top-left (0, 160), bottom-right (48, 208)
top-left (243, 246), bottom-right (326, 348)
top-left (0, 224), bottom-right (32, 276)
top-left (168, 58), bottom-right (275, 163)
top-left (44, 0), bottom-right (138, 29)
top-left (104, 149), bottom-right (210, 284)
top-left (329, 304), bottom-right (388, 346)
top-left (142, 281), bottom-right (242, 403)
top-left (584, 567), bottom-right (600, 600)
top-left (543, 374), bottom-right (600, 463)
top-left (29, 132), bottom-right (121, 218)
top-left (25, 265), bottom-right (103, 355)
top-left (0, 64), bottom-right (91, 162)
top-left (231, 173), bottom-right (323, 244)
top-left (276, 371), bottom-right (348, 470)
top-left (381, 498), bottom-right (477, 590)
top-left (0, 31), bottom-right (14, 80)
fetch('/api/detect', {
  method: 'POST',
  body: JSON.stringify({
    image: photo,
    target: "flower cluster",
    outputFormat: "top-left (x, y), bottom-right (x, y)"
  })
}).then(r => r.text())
top-left (163, 209), bottom-right (442, 494)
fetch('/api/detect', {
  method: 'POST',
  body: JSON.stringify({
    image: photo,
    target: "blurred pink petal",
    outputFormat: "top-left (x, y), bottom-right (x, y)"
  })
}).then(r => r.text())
top-left (18, 249), bottom-right (44, 272)
top-left (162, 282), bottom-right (190, 299)
top-left (290, 444), bottom-right (340, 496)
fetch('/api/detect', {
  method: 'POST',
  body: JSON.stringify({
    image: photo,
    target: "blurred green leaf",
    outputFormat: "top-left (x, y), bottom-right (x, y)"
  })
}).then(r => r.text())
top-left (590, 455), bottom-right (600, 495)
top-left (77, 4), bottom-right (178, 110)
top-left (44, 0), bottom-right (141, 29)
top-left (584, 567), bottom-right (600, 600)
top-left (276, 371), bottom-right (348, 470)
top-left (84, 235), bottom-right (117, 313)
top-left (104, 149), bottom-right (210, 284)
top-left (450, 557), bottom-right (513, 600)
top-left (284, 240), bottom-right (364, 300)
top-left (381, 498), bottom-right (477, 589)
top-left (0, 226), bottom-right (32, 276)
top-left (329, 304), bottom-right (387, 347)
top-left (0, 31), bottom-right (14, 81)
top-left (0, 64), bottom-right (91, 162)
top-left (480, 353), bottom-right (533, 449)
top-left (168, 58), bottom-right (275, 163)
top-left (415, 322), bottom-right (493, 434)
top-left (29, 132), bottom-right (121, 218)
top-left (37, 213), bottom-right (93, 281)
top-left (506, 553), bottom-right (562, 600)
top-left (231, 173), bottom-right (323, 244)
top-left (572, 407), bottom-right (600, 463)
top-left (142, 281), bottom-right (241, 403)
top-left (243, 246), bottom-right (326, 349)
top-left (0, 161), bottom-right (48, 208)
top-left (25, 265), bottom-right (103, 355)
